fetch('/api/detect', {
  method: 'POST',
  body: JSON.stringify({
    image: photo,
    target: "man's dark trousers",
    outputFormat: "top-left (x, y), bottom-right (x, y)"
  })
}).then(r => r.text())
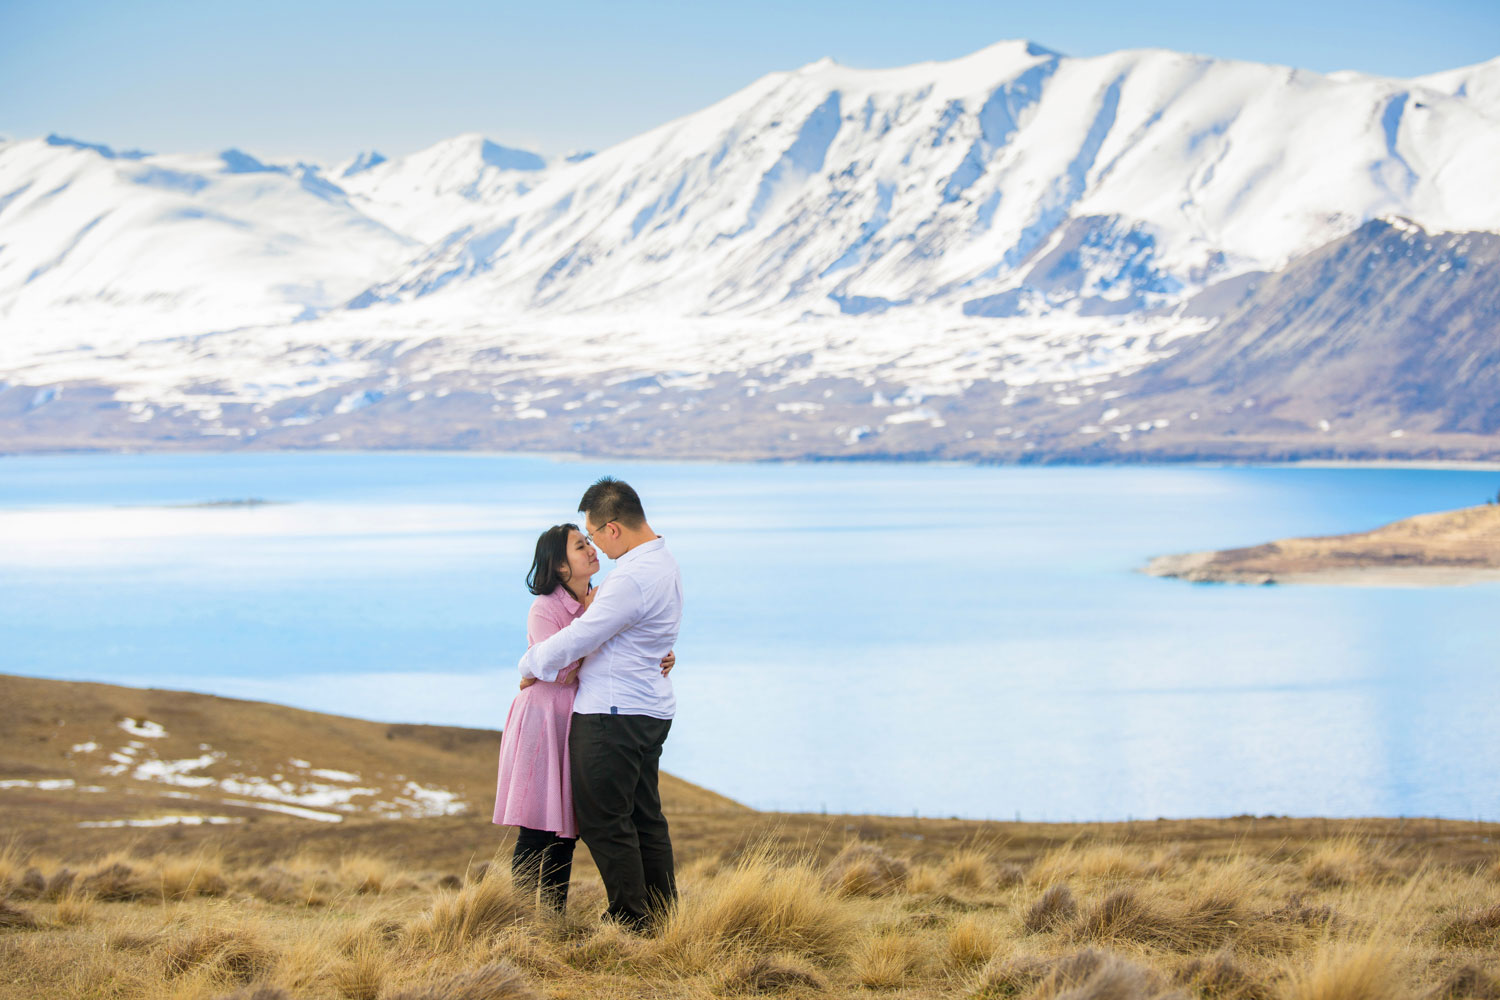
top-left (569, 712), bottom-right (676, 929)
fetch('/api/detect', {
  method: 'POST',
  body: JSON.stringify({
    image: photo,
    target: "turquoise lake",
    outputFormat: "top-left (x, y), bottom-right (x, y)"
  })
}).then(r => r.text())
top-left (1, 452), bottom-right (1497, 821)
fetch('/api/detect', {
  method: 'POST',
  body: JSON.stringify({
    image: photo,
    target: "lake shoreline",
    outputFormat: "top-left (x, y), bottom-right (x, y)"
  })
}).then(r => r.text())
top-left (1147, 503), bottom-right (1500, 587)
top-left (6, 445), bottom-right (1500, 473)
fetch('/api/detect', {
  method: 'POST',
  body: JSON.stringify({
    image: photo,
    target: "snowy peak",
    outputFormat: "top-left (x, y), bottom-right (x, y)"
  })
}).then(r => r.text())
top-left (3, 40), bottom-right (1500, 465)
top-left (1414, 54), bottom-right (1500, 118)
top-left (333, 133), bottom-right (552, 242)
top-left (357, 40), bottom-right (1500, 326)
top-left (0, 135), bottom-right (414, 350)
top-left (45, 133), bottom-right (151, 160)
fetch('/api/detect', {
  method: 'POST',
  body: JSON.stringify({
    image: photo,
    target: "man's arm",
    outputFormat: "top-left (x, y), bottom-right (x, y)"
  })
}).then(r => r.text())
top-left (518, 576), bottom-right (643, 681)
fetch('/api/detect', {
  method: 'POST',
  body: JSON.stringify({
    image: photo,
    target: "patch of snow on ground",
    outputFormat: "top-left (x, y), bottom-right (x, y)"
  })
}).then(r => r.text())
top-left (288, 758), bottom-right (311, 768)
top-left (78, 815), bottom-right (241, 828)
top-left (131, 754), bottom-right (223, 788)
top-left (224, 799), bottom-right (344, 822)
top-left (0, 778), bottom-right (76, 790)
top-left (70, 742), bottom-right (99, 753)
top-left (395, 781), bottom-right (466, 817)
top-left (217, 775), bottom-right (380, 810)
top-left (119, 718), bottom-right (168, 738)
top-left (309, 768), bottom-right (361, 782)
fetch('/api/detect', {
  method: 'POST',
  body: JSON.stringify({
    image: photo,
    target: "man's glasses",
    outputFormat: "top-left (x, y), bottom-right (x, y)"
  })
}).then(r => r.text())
top-left (584, 522), bottom-right (613, 545)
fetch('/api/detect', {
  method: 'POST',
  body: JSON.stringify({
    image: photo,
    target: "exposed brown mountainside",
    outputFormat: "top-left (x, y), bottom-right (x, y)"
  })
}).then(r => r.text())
top-left (1127, 218), bottom-right (1500, 437)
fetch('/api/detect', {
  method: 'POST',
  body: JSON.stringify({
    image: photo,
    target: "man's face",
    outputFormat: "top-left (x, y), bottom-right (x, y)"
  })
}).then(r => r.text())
top-left (584, 515), bottom-right (626, 559)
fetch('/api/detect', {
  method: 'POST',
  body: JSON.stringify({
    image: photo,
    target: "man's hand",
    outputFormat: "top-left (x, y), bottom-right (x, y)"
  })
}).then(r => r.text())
top-left (660, 651), bottom-right (676, 676)
top-left (519, 676), bottom-right (538, 690)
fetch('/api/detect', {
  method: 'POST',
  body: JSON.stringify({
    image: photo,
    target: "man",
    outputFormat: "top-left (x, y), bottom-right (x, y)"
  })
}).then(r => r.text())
top-left (517, 476), bottom-right (682, 930)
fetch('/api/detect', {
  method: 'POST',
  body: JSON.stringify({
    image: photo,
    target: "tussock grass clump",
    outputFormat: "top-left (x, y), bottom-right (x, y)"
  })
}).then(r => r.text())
top-left (1437, 902), bottom-right (1500, 948)
top-left (337, 853), bottom-right (397, 895)
top-left (54, 889), bottom-right (95, 926)
top-left (1428, 964), bottom-right (1500, 1000)
top-left (947, 913), bottom-right (1005, 968)
top-left (1042, 951), bottom-right (1187, 1000)
top-left (1276, 940), bottom-right (1407, 1000)
top-left (721, 952), bottom-right (827, 993)
top-left (405, 866), bottom-right (530, 952)
top-left (81, 858), bottom-right (150, 901)
top-left (1269, 893), bottom-right (1340, 929)
top-left (214, 987), bottom-right (292, 1000)
top-left (559, 923), bottom-right (645, 973)
top-left (996, 862), bottom-right (1027, 888)
top-left (15, 866), bottom-right (46, 899)
top-left (1175, 951), bottom-right (1273, 1000)
top-left (850, 930), bottom-right (926, 988)
top-left (822, 841), bottom-right (910, 897)
top-left (972, 952), bottom-right (1051, 998)
top-left (44, 867), bottom-right (77, 900)
top-left (239, 864), bottom-right (318, 906)
top-left (385, 960), bottom-right (540, 1000)
top-left (0, 843), bottom-right (28, 896)
top-left (657, 847), bottom-right (859, 965)
top-left (977, 948), bottom-right (1186, 1000)
top-left (329, 937), bottom-right (391, 1000)
top-left (0, 899), bottom-right (38, 929)
top-left (1031, 842), bottom-right (1149, 885)
top-left (1075, 887), bottom-right (1176, 945)
top-left (945, 849), bottom-right (998, 891)
top-left (1025, 884), bottom-right (1079, 932)
top-left (155, 851), bottom-right (230, 901)
top-left (1302, 837), bottom-right (1391, 888)
top-left (162, 925), bottom-right (277, 984)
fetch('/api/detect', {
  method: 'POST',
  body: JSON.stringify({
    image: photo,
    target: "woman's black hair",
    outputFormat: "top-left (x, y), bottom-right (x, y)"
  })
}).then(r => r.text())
top-left (527, 523), bottom-right (581, 596)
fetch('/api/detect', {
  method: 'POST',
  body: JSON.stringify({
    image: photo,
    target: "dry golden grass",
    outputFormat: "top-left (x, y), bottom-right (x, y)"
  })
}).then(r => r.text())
top-left (656, 844), bottom-right (859, 968)
top-left (1276, 939), bottom-right (1409, 1000)
top-left (1, 830), bottom-right (1498, 1000)
top-left (946, 912), bottom-right (1006, 968)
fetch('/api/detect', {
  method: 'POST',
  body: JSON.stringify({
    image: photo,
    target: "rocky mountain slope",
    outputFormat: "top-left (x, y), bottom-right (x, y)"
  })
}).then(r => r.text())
top-left (2, 42), bottom-right (1498, 461)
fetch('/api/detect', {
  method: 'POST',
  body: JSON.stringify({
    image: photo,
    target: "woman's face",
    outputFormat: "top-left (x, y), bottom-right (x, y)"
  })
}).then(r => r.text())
top-left (561, 528), bottom-right (599, 587)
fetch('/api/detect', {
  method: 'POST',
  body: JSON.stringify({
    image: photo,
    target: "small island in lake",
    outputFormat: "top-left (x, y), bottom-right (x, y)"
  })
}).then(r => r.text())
top-left (1146, 502), bottom-right (1500, 586)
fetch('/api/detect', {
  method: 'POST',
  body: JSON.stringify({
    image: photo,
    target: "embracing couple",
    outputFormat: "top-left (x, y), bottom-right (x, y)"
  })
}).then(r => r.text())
top-left (492, 476), bottom-right (682, 932)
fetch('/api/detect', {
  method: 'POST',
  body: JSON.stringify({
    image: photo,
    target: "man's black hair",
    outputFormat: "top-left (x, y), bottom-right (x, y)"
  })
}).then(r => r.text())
top-left (527, 523), bottom-right (581, 596)
top-left (579, 476), bottom-right (646, 529)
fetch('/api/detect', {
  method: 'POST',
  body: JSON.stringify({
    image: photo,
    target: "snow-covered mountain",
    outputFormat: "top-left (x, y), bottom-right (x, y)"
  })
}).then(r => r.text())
top-left (363, 41), bottom-right (1500, 323)
top-left (2, 41), bottom-right (1498, 460)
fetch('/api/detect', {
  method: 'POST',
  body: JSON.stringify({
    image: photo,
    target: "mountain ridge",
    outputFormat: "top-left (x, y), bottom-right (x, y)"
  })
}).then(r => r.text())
top-left (2, 40), bottom-right (1497, 461)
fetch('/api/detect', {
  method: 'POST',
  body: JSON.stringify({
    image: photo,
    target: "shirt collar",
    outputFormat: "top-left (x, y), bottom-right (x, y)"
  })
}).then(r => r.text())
top-left (553, 585), bottom-right (583, 614)
top-left (616, 536), bottom-right (664, 567)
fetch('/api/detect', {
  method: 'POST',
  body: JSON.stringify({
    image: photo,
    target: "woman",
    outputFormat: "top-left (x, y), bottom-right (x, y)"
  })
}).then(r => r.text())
top-left (493, 523), bottom-right (674, 913)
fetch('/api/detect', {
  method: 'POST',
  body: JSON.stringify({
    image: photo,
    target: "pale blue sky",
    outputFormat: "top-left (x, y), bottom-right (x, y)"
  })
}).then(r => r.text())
top-left (2, 0), bottom-right (1495, 165)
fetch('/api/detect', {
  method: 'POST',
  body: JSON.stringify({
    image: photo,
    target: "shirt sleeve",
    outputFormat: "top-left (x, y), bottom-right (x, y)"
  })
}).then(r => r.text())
top-left (526, 598), bottom-right (583, 680)
top-left (519, 574), bottom-right (643, 682)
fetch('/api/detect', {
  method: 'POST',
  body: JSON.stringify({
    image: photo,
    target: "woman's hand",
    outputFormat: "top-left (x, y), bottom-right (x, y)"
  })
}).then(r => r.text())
top-left (660, 651), bottom-right (676, 676)
top-left (519, 676), bottom-right (538, 690)
top-left (581, 583), bottom-right (598, 612)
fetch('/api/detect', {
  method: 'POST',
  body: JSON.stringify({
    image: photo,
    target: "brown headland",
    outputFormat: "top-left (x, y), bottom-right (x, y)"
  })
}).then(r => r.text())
top-left (3, 674), bottom-right (1498, 1000)
top-left (1145, 502), bottom-right (1500, 586)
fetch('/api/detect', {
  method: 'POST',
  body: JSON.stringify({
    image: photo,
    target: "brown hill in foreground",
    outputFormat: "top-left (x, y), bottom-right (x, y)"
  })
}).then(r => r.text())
top-left (1145, 502), bottom-right (1500, 586)
top-left (3, 676), bottom-right (1500, 1000)
top-left (0, 674), bottom-right (745, 863)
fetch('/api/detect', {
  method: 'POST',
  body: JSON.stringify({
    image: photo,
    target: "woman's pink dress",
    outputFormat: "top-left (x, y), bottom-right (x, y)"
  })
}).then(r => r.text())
top-left (492, 586), bottom-right (584, 838)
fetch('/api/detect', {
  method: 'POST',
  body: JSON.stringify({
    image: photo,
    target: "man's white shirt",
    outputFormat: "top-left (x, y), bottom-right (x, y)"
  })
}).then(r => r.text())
top-left (518, 537), bottom-right (681, 719)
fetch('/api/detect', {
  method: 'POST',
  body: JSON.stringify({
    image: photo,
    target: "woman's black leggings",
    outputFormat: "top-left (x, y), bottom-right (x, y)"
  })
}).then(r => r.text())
top-left (511, 826), bottom-right (576, 912)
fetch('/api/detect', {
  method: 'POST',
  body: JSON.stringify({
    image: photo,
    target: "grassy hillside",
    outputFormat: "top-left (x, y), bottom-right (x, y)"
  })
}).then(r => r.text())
top-left (2, 675), bottom-right (1498, 999)
top-left (0, 673), bottom-right (744, 864)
